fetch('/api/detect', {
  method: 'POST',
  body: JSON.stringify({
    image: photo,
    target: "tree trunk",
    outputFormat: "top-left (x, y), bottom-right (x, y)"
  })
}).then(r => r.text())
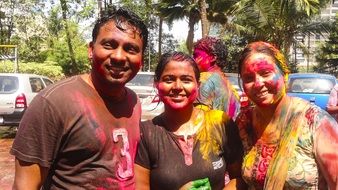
top-left (186, 14), bottom-right (195, 55)
top-left (186, 10), bottom-right (200, 55)
top-left (199, 0), bottom-right (209, 37)
top-left (98, 0), bottom-right (103, 17)
top-left (158, 17), bottom-right (163, 58)
top-left (60, 0), bottom-right (77, 76)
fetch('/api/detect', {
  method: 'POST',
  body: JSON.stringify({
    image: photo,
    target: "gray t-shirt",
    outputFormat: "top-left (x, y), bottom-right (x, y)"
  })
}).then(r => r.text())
top-left (135, 110), bottom-right (243, 190)
top-left (11, 75), bottom-right (141, 189)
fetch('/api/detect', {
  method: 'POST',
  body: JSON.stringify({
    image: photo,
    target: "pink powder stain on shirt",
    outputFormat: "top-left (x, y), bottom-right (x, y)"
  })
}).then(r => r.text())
top-left (314, 117), bottom-right (338, 189)
top-left (95, 127), bottom-right (107, 146)
top-left (95, 176), bottom-right (135, 190)
top-left (71, 91), bottom-right (108, 146)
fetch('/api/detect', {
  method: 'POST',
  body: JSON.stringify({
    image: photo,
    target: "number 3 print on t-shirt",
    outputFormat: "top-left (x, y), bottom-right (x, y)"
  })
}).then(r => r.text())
top-left (113, 128), bottom-right (133, 179)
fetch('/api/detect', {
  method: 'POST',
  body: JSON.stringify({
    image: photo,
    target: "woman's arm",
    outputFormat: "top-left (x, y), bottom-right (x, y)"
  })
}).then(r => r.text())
top-left (13, 159), bottom-right (49, 190)
top-left (314, 116), bottom-right (338, 189)
top-left (135, 164), bottom-right (150, 190)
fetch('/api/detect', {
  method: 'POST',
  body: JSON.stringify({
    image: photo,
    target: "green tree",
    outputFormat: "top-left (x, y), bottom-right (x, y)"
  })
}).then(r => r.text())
top-left (0, 0), bottom-right (47, 58)
top-left (10, 1), bottom-right (49, 62)
top-left (158, 0), bottom-right (200, 54)
top-left (45, 0), bottom-right (95, 75)
top-left (222, 33), bottom-right (246, 73)
top-left (232, 0), bottom-right (331, 54)
top-left (199, 0), bottom-right (209, 37)
top-left (315, 13), bottom-right (338, 76)
top-left (59, 0), bottom-right (77, 75)
top-left (157, 0), bottom-right (242, 54)
top-left (0, 0), bottom-right (15, 45)
top-left (46, 20), bottom-right (91, 75)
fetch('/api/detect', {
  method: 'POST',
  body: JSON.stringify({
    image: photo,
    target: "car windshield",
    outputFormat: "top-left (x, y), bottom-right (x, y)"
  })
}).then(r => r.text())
top-left (127, 73), bottom-right (154, 87)
top-left (288, 78), bottom-right (334, 94)
top-left (0, 76), bottom-right (19, 94)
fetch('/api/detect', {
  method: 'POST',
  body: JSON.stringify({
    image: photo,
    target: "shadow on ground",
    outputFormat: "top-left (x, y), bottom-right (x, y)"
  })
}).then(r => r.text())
top-left (0, 126), bottom-right (17, 139)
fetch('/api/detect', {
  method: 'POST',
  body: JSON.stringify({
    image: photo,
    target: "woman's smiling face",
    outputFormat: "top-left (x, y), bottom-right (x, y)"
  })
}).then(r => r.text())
top-left (240, 53), bottom-right (286, 107)
top-left (156, 60), bottom-right (199, 110)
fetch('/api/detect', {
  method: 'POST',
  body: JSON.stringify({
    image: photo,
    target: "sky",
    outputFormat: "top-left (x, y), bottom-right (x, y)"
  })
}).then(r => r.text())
top-left (164, 19), bottom-right (202, 42)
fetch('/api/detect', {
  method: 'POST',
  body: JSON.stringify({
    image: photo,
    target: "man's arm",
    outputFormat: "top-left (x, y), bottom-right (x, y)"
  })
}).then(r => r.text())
top-left (327, 85), bottom-right (338, 114)
top-left (12, 159), bottom-right (49, 190)
top-left (135, 164), bottom-right (150, 190)
top-left (326, 105), bottom-right (338, 114)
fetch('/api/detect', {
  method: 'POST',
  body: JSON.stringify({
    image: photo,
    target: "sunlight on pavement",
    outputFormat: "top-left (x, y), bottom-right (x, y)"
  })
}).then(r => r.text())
top-left (0, 136), bottom-right (15, 189)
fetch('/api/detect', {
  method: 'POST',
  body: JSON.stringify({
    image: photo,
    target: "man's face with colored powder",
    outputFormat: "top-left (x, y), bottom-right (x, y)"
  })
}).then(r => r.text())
top-left (193, 49), bottom-right (214, 72)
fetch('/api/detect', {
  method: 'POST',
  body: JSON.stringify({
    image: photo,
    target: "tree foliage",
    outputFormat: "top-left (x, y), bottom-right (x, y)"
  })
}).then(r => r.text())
top-left (232, 0), bottom-right (331, 54)
top-left (0, 60), bottom-right (65, 81)
top-left (157, 0), bottom-right (200, 54)
top-left (315, 13), bottom-right (338, 76)
top-left (0, 0), bottom-right (95, 76)
top-left (1, 0), bottom-right (336, 76)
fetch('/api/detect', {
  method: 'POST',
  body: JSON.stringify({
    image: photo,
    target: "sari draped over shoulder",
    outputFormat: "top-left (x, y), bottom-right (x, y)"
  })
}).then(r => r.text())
top-left (237, 97), bottom-right (319, 190)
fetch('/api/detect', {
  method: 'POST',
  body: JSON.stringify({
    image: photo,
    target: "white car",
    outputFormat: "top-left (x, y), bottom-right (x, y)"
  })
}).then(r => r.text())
top-left (0, 73), bottom-right (54, 126)
top-left (126, 72), bottom-right (164, 121)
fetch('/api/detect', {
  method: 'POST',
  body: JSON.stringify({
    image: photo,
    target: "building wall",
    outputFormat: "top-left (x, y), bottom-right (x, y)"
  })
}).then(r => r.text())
top-left (291, 0), bottom-right (338, 72)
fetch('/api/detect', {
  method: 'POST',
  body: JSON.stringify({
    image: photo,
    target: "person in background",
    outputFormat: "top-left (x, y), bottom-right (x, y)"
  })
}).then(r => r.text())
top-left (134, 51), bottom-right (246, 190)
top-left (327, 83), bottom-right (338, 121)
top-left (236, 41), bottom-right (338, 189)
top-left (193, 36), bottom-right (241, 121)
top-left (10, 6), bottom-right (148, 189)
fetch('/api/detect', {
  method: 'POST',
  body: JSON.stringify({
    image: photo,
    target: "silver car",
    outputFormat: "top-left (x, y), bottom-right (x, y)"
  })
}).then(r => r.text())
top-left (126, 72), bottom-right (164, 121)
top-left (0, 73), bottom-right (54, 126)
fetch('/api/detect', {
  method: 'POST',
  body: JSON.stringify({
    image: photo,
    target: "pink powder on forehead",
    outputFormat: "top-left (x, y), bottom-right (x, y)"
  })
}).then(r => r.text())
top-left (247, 59), bottom-right (275, 73)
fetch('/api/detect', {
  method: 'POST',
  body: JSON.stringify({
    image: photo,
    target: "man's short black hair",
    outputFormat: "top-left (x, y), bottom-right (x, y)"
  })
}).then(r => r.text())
top-left (92, 6), bottom-right (148, 52)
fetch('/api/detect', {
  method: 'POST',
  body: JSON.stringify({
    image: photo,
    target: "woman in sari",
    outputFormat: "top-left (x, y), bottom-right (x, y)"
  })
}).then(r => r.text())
top-left (236, 41), bottom-right (338, 189)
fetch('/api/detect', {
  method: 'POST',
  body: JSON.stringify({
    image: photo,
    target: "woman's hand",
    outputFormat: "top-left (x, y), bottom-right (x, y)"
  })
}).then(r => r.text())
top-left (179, 178), bottom-right (211, 190)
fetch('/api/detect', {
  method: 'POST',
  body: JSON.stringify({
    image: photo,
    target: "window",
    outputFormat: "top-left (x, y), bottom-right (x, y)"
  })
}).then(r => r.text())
top-left (0, 76), bottom-right (19, 93)
top-left (43, 78), bottom-right (53, 86)
top-left (29, 77), bottom-right (44, 93)
top-left (288, 78), bottom-right (334, 94)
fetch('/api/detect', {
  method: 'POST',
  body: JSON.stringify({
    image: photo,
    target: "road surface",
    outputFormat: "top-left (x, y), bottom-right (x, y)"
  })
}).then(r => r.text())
top-left (0, 127), bottom-right (16, 190)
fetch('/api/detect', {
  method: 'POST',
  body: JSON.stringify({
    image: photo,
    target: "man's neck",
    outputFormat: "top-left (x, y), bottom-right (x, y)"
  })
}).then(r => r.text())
top-left (82, 73), bottom-right (126, 101)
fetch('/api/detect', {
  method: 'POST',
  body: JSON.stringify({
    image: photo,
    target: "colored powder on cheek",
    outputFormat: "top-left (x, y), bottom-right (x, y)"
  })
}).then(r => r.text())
top-left (156, 83), bottom-right (166, 100)
top-left (273, 69), bottom-right (286, 94)
top-left (269, 77), bottom-right (286, 104)
top-left (188, 88), bottom-right (198, 102)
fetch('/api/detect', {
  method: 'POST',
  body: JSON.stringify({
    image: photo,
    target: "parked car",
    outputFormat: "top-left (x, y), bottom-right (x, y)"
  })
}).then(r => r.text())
top-left (224, 73), bottom-right (250, 108)
top-left (0, 73), bottom-right (54, 126)
top-left (126, 72), bottom-right (164, 121)
top-left (287, 73), bottom-right (336, 110)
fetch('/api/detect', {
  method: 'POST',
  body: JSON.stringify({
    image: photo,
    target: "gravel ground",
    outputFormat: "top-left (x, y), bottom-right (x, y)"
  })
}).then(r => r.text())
top-left (0, 126), bottom-right (16, 190)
